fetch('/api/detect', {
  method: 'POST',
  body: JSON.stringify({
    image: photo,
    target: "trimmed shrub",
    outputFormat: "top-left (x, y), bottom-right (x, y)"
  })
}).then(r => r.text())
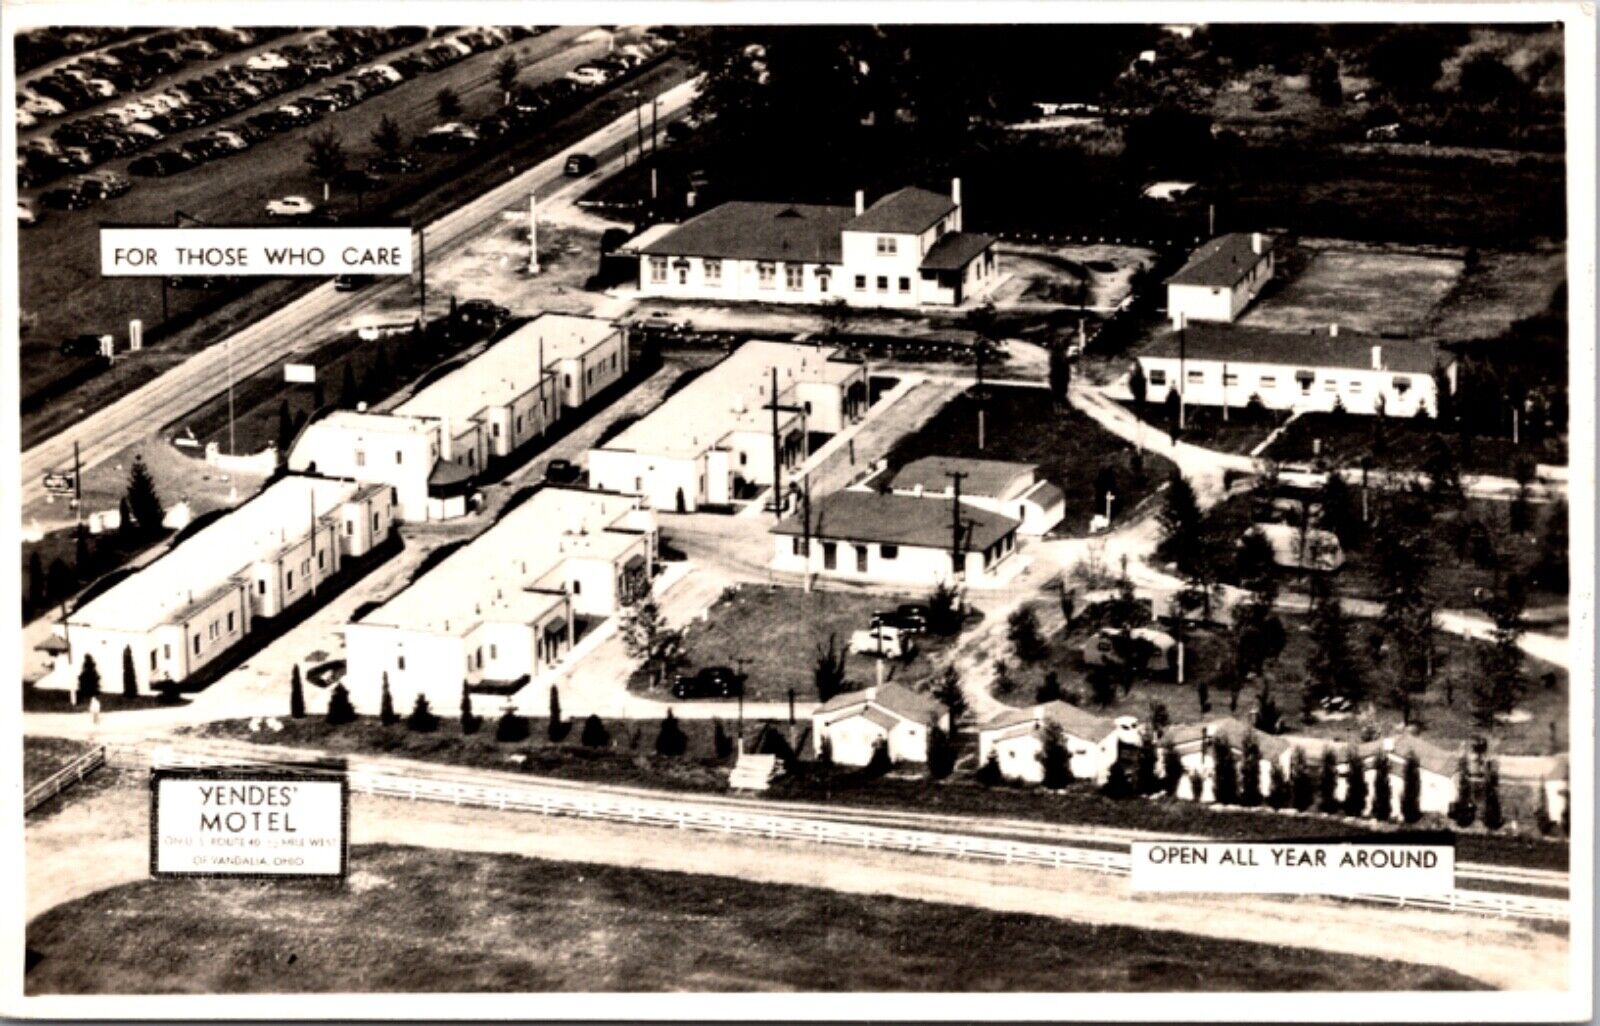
top-left (407, 694), bottom-right (439, 733)
top-left (460, 687), bottom-right (480, 735)
top-left (379, 674), bottom-right (397, 727)
top-left (1342, 747), bottom-right (1368, 818)
top-left (581, 714), bottom-right (610, 749)
top-left (290, 665), bottom-right (306, 719)
top-left (1400, 753), bottom-right (1423, 823)
top-left (655, 709), bottom-right (688, 757)
top-left (325, 684), bottom-right (356, 726)
top-left (495, 707), bottom-right (530, 744)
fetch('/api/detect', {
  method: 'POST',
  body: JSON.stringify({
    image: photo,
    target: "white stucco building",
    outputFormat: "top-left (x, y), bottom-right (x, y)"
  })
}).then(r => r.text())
top-left (60, 475), bottom-right (394, 694)
top-left (977, 703), bottom-right (1141, 784)
top-left (588, 340), bottom-right (866, 512)
top-left (811, 683), bottom-right (949, 766)
top-left (342, 485), bottom-right (657, 715)
top-left (636, 180), bottom-right (999, 308)
top-left (288, 313), bottom-right (627, 521)
top-left (885, 456), bottom-right (1065, 536)
top-left (1165, 232), bottom-right (1277, 328)
top-left (771, 491), bottom-right (1020, 587)
top-left (1135, 322), bottom-right (1452, 417)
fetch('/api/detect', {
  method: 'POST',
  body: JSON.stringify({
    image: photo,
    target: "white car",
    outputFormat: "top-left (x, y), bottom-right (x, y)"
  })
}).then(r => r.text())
top-left (849, 625), bottom-right (915, 659)
top-left (265, 195), bottom-right (317, 218)
top-left (565, 66), bottom-right (609, 86)
top-left (246, 52), bottom-right (290, 71)
top-left (18, 200), bottom-right (38, 226)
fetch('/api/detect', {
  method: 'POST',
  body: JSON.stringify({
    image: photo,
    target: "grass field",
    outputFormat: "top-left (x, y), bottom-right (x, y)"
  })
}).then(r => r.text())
top-left (1240, 242), bottom-right (1464, 337)
top-left (1263, 411), bottom-right (1567, 476)
top-left (21, 737), bottom-right (93, 791)
top-left (24, 843), bottom-right (1488, 993)
top-left (881, 384), bottom-right (1174, 536)
top-left (639, 585), bottom-right (974, 702)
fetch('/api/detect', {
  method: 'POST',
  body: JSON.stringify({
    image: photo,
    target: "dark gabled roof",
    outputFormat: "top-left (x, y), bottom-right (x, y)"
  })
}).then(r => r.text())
top-left (982, 701), bottom-right (1115, 741)
top-left (428, 459), bottom-right (474, 487)
top-left (847, 186), bottom-right (957, 235)
top-left (1140, 322), bottom-right (1447, 375)
top-left (890, 456), bottom-right (1038, 500)
top-left (773, 491), bottom-right (1020, 553)
top-left (919, 231), bottom-right (996, 271)
top-left (638, 201), bottom-right (854, 264)
top-left (1166, 232), bottom-right (1276, 288)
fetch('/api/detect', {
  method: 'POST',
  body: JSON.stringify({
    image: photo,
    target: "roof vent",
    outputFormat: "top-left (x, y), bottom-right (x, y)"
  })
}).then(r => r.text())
top-left (776, 206), bottom-right (801, 219)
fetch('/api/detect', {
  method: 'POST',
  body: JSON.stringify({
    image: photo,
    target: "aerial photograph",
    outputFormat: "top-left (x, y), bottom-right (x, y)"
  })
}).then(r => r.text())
top-left (6, 6), bottom-right (1592, 1017)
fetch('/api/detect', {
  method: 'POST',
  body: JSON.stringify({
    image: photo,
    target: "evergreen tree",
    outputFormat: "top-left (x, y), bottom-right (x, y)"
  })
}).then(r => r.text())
top-left (340, 361), bottom-right (359, 409)
top-left (1210, 740), bottom-right (1238, 806)
top-left (713, 718), bottom-right (734, 760)
top-left (77, 653), bottom-right (101, 701)
top-left (1481, 759), bottom-right (1503, 830)
top-left (125, 456), bottom-right (164, 535)
top-left (325, 683), bottom-right (356, 725)
top-left (927, 720), bottom-right (956, 780)
top-left (496, 706), bottom-right (531, 743)
top-left (1306, 580), bottom-right (1361, 711)
top-left (1135, 732), bottom-right (1159, 795)
top-left (379, 673), bottom-right (397, 726)
top-left (47, 558), bottom-right (76, 605)
top-left (1160, 739), bottom-right (1183, 795)
top-left (580, 714), bottom-right (610, 748)
top-left (1036, 671), bottom-right (1062, 704)
top-left (1370, 750), bottom-right (1393, 821)
top-left (1311, 53), bottom-right (1343, 105)
top-left (27, 550), bottom-right (46, 611)
top-left (1128, 363), bottom-right (1147, 406)
top-left (460, 686), bottom-right (480, 734)
top-left (1038, 721), bottom-right (1073, 789)
top-left (75, 524), bottom-right (91, 572)
top-left (290, 664), bottom-right (306, 719)
top-left (1289, 746), bottom-right (1315, 811)
top-left (1474, 573), bottom-right (1528, 728)
top-left (117, 496), bottom-right (134, 540)
top-left (1239, 733), bottom-right (1263, 807)
top-left (1186, 769), bottom-right (1206, 802)
top-left (1156, 470), bottom-right (1205, 572)
top-left (1048, 342), bottom-right (1073, 410)
top-left (1341, 747), bottom-right (1368, 817)
top-left (1534, 780), bottom-right (1553, 835)
top-left (1399, 752), bottom-right (1423, 823)
top-left (1007, 605), bottom-right (1046, 662)
top-left (975, 749), bottom-right (1003, 786)
top-left (121, 644), bottom-right (138, 699)
top-left (811, 633), bottom-right (849, 702)
top-left (1101, 758), bottom-right (1133, 799)
top-left (435, 86), bottom-right (462, 120)
top-left (407, 693), bottom-right (439, 732)
top-left (1317, 748), bottom-right (1341, 813)
top-left (548, 685), bottom-right (564, 741)
top-left (866, 736), bottom-right (892, 777)
top-left (655, 709), bottom-right (688, 757)
top-left (933, 666), bottom-right (966, 726)
top-left (1268, 760), bottom-right (1290, 809)
top-left (1449, 754), bottom-right (1477, 827)
top-left (277, 400), bottom-right (296, 453)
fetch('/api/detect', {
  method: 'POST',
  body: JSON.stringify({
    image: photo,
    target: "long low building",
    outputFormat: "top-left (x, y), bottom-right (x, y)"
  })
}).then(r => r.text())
top-left (288, 313), bottom-right (627, 521)
top-left (885, 455), bottom-right (1065, 536)
top-left (588, 340), bottom-right (866, 512)
top-left (62, 475), bottom-right (395, 694)
top-left (1135, 322), bottom-right (1452, 417)
top-left (771, 490), bottom-right (1020, 586)
top-left (342, 486), bottom-right (657, 715)
top-left (636, 179), bottom-right (1000, 309)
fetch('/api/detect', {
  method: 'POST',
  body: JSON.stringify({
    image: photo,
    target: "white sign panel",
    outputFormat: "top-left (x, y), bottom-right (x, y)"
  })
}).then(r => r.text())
top-left (151, 771), bottom-right (349, 877)
top-left (284, 363), bottom-right (317, 384)
top-left (101, 227), bottom-right (413, 277)
top-left (1129, 842), bottom-right (1454, 897)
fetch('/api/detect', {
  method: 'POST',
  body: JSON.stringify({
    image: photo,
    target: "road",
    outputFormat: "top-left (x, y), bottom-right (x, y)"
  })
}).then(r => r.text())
top-left (18, 74), bottom-right (699, 519)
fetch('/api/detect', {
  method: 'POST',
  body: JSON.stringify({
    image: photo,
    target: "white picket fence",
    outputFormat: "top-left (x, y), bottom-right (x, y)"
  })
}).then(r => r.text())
top-left (147, 744), bottom-right (1568, 923)
top-left (24, 745), bottom-right (106, 813)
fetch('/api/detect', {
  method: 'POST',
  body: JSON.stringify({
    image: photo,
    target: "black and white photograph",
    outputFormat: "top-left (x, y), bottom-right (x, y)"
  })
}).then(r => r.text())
top-left (2, 1), bottom-right (1593, 1018)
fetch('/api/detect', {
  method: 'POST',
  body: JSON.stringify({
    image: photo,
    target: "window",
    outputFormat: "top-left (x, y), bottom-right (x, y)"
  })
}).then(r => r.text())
top-left (194, 635), bottom-right (201, 655)
top-left (490, 644), bottom-right (498, 659)
top-left (785, 264), bottom-right (803, 290)
top-left (286, 570), bottom-right (294, 591)
top-left (301, 559), bottom-right (310, 576)
top-left (1223, 372), bottom-right (1239, 386)
top-left (564, 373), bottom-right (572, 388)
top-left (649, 256), bottom-right (667, 283)
top-left (395, 450), bottom-right (403, 465)
top-left (876, 275), bottom-right (888, 292)
top-left (676, 263), bottom-right (688, 285)
top-left (209, 622), bottom-right (218, 640)
top-left (854, 274), bottom-right (866, 291)
top-left (1349, 381), bottom-right (1363, 394)
top-left (372, 512), bottom-right (380, 530)
top-left (792, 537), bottom-right (809, 556)
top-left (818, 272), bottom-right (830, 293)
top-left (150, 650), bottom-right (157, 670)
top-left (1296, 370), bottom-right (1315, 393)
top-left (516, 415), bottom-right (523, 431)
top-left (258, 580), bottom-right (267, 595)
top-left (227, 612), bottom-right (235, 633)
top-left (354, 450), bottom-right (366, 467)
top-left (1324, 380), bottom-right (1338, 393)
top-left (398, 655), bottom-right (406, 671)
top-left (757, 262), bottom-right (776, 288)
top-left (898, 276), bottom-right (910, 293)
top-left (1187, 370), bottom-right (1204, 384)
top-left (822, 542), bottom-right (837, 570)
top-left (1259, 375), bottom-right (1277, 388)
top-left (855, 545), bottom-right (869, 572)
top-left (1392, 375), bottom-right (1412, 393)
top-left (1148, 369), bottom-right (1167, 386)
top-left (492, 423), bottom-right (501, 438)
top-left (318, 551), bottom-right (326, 568)
top-left (573, 580), bottom-right (582, 594)
top-left (876, 236), bottom-right (898, 255)
top-left (881, 544), bottom-right (898, 560)
top-left (704, 258), bottom-right (722, 283)
top-left (739, 452), bottom-right (748, 466)
top-left (163, 644), bottom-right (170, 659)
top-left (345, 521), bottom-right (353, 536)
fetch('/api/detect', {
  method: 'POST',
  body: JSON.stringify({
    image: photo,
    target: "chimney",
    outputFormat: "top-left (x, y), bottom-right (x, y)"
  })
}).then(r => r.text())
top-left (854, 189), bottom-right (865, 216)
top-left (1251, 232), bottom-right (1264, 255)
top-left (951, 177), bottom-right (962, 206)
top-left (1329, 323), bottom-right (1339, 338)
top-left (1370, 345), bottom-right (1383, 371)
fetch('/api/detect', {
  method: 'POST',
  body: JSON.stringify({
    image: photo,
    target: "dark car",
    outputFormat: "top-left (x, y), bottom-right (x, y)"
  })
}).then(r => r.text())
top-left (456, 298), bottom-right (508, 329)
top-left (367, 153), bottom-right (421, 174)
top-left (333, 274), bottom-right (374, 291)
top-left (543, 459), bottom-right (581, 484)
top-left (671, 666), bottom-right (746, 700)
top-left (872, 604), bottom-right (930, 634)
top-left (60, 332), bottom-right (111, 358)
top-left (564, 152), bottom-right (597, 176)
top-left (74, 173), bottom-right (130, 200)
top-left (664, 119), bottom-right (693, 144)
top-left (40, 185), bottom-right (94, 210)
top-left (333, 169), bottom-right (384, 193)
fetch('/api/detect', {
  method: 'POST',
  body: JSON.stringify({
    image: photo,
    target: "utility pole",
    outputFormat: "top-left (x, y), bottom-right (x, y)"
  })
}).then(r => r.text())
top-left (308, 487), bottom-right (318, 598)
top-left (417, 227), bottom-right (428, 321)
top-left (72, 441), bottom-right (82, 529)
top-left (948, 470), bottom-right (968, 579)
top-left (651, 95), bottom-right (658, 153)
top-left (226, 331), bottom-right (235, 455)
top-left (974, 341), bottom-right (988, 451)
top-left (1220, 360), bottom-right (1229, 424)
top-left (527, 194), bottom-right (539, 274)
top-left (770, 366), bottom-right (783, 520)
top-left (1177, 312), bottom-right (1188, 434)
top-left (799, 475), bottom-right (813, 593)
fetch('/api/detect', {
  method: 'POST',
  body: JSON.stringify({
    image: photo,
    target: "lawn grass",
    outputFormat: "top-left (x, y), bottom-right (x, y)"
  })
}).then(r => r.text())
top-left (1119, 399), bottom-right (1282, 456)
top-left (640, 585), bottom-right (976, 703)
top-left (21, 737), bottom-right (93, 791)
top-left (1263, 412), bottom-right (1567, 477)
top-left (25, 842), bottom-right (1489, 993)
top-left (881, 384), bottom-right (1175, 536)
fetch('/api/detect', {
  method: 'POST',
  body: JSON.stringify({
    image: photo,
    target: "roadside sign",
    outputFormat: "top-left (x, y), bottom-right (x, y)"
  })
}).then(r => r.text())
top-left (284, 363), bottom-right (317, 384)
top-left (43, 472), bottom-right (76, 495)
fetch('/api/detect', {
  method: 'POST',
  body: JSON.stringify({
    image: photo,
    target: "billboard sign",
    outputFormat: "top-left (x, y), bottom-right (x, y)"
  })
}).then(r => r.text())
top-left (150, 768), bottom-right (349, 879)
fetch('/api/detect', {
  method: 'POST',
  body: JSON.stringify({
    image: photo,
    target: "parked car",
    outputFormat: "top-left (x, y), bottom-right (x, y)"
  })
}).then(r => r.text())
top-left (367, 153), bottom-right (421, 174)
top-left (419, 122), bottom-right (479, 152)
top-left (565, 65), bottom-right (609, 87)
top-left (265, 195), bottom-right (317, 217)
top-left (60, 332), bottom-right (112, 358)
top-left (872, 604), bottom-right (930, 634)
top-left (73, 172), bottom-right (130, 199)
top-left (17, 199), bottom-right (39, 226)
top-left (543, 459), bottom-right (581, 484)
top-left (850, 625), bottom-right (915, 659)
top-left (671, 666), bottom-right (745, 699)
top-left (564, 152), bottom-right (596, 176)
top-left (333, 274), bottom-right (374, 291)
top-left (1082, 627), bottom-right (1177, 674)
top-left (40, 185), bottom-right (94, 210)
top-left (455, 298), bottom-right (508, 329)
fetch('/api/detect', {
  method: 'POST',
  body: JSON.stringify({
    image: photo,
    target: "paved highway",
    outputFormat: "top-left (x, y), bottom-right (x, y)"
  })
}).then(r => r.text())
top-left (18, 73), bottom-right (698, 516)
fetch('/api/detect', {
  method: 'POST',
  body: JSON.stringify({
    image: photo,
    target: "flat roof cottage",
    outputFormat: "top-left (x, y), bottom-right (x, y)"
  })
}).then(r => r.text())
top-left (887, 456), bottom-right (1065, 536)
top-left (638, 179), bottom-right (999, 309)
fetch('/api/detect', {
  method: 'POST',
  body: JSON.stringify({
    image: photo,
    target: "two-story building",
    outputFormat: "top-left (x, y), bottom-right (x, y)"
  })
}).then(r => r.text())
top-left (1135, 322), bottom-right (1452, 417)
top-left (1166, 232), bottom-right (1277, 328)
top-left (636, 180), bottom-right (999, 309)
top-left (341, 486), bottom-right (657, 715)
top-left (60, 475), bottom-right (394, 694)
